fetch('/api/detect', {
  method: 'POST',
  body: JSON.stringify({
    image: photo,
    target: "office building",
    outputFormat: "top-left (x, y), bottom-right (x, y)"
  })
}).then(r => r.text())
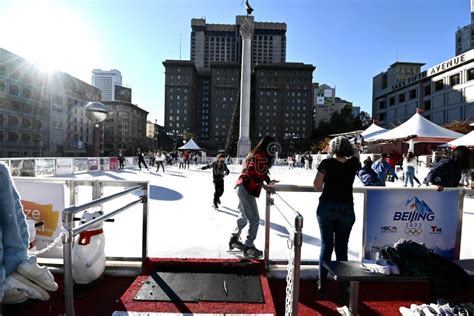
top-left (191, 16), bottom-right (286, 69)
top-left (312, 83), bottom-right (358, 128)
top-left (91, 69), bottom-right (122, 101)
top-left (102, 100), bottom-right (148, 156)
top-left (372, 51), bottom-right (474, 127)
top-left (455, 0), bottom-right (474, 55)
top-left (0, 48), bottom-right (101, 157)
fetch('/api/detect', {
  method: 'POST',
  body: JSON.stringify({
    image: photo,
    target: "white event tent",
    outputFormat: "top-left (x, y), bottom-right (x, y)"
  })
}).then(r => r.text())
top-left (364, 113), bottom-right (464, 150)
top-left (178, 138), bottom-right (202, 151)
top-left (360, 122), bottom-right (387, 140)
top-left (447, 131), bottom-right (474, 148)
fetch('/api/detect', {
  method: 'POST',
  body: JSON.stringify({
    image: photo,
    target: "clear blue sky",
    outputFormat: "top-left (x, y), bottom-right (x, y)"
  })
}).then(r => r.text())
top-left (0, 0), bottom-right (469, 125)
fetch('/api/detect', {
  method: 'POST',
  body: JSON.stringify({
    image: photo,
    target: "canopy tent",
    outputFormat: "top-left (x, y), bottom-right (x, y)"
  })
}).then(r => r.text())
top-left (178, 138), bottom-right (202, 151)
top-left (364, 113), bottom-right (463, 144)
top-left (360, 122), bottom-right (388, 140)
top-left (447, 130), bottom-right (474, 148)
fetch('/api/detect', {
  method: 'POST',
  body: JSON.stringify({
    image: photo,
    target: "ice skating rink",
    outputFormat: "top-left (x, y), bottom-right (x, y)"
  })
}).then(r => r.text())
top-left (73, 163), bottom-right (474, 263)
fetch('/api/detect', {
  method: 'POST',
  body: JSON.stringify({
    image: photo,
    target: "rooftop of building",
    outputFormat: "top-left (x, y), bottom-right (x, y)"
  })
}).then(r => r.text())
top-left (191, 16), bottom-right (286, 31)
top-left (254, 62), bottom-right (315, 71)
top-left (102, 100), bottom-right (149, 114)
top-left (389, 61), bottom-right (426, 68)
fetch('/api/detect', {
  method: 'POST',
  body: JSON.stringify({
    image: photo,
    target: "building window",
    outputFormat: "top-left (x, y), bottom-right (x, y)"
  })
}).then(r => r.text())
top-left (409, 89), bottom-right (417, 99)
top-left (449, 73), bottom-right (460, 86)
top-left (398, 93), bottom-right (405, 103)
top-left (424, 85), bottom-right (431, 96)
top-left (378, 101), bottom-right (386, 109)
top-left (423, 100), bottom-right (431, 111)
top-left (389, 97), bottom-right (395, 106)
top-left (467, 68), bottom-right (474, 81)
top-left (379, 113), bottom-right (385, 121)
top-left (435, 79), bottom-right (444, 91)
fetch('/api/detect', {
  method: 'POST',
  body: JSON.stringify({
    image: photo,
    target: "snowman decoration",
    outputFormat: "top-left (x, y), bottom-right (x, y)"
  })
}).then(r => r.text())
top-left (72, 210), bottom-right (106, 285)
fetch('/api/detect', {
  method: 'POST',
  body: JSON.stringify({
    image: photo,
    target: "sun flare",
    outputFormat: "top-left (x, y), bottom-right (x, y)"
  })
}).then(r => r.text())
top-left (0, 2), bottom-right (102, 80)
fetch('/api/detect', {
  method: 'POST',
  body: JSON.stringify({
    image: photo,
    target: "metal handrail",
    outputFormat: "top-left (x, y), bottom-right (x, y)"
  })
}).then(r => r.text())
top-left (62, 184), bottom-right (147, 316)
top-left (264, 184), bottom-right (473, 316)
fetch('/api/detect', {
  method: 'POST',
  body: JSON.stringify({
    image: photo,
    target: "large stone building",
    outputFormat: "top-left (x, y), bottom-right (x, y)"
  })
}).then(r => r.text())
top-left (372, 51), bottom-right (474, 127)
top-left (102, 100), bottom-right (148, 156)
top-left (191, 16), bottom-right (286, 69)
top-left (164, 16), bottom-right (315, 154)
top-left (455, 0), bottom-right (474, 55)
top-left (0, 48), bottom-right (101, 157)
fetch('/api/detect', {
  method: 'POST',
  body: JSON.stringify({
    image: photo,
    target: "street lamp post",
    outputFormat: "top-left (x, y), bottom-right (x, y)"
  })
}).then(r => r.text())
top-left (85, 102), bottom-right (107, 157)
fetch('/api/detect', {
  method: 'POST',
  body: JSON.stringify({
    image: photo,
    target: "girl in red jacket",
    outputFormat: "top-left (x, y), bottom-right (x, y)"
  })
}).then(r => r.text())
top-left (229, 136), bottom-right (279, 258)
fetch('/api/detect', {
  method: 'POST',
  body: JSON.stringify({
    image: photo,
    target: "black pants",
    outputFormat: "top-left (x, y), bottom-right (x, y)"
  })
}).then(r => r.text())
top-left (119, 159), bottom-right (124, 169)
top-left (138, 158), bottom-right (148, 170)
top-left (213, 180), bottom-right (224, 204)
top-left (156, 161), bottom-right (165, 172)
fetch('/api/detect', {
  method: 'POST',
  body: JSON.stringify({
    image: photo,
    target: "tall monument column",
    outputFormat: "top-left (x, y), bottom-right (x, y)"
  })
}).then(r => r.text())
top-left (237, 15), bottom-right (254, 157)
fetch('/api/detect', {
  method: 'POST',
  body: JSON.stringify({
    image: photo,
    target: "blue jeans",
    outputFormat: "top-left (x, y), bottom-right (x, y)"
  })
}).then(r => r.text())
top-left (404, 166), bottom-right (415, 187)
top-left (317, 201), bottom-right (355, 283)
top-left (233, 185), bottom-right (259, 247)
top-left (0, 163), bottom-right (29, 300)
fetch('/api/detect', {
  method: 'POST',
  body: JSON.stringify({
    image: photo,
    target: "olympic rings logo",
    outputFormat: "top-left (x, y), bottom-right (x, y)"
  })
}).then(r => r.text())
top-left (404, 227), bottom-right (422, 236)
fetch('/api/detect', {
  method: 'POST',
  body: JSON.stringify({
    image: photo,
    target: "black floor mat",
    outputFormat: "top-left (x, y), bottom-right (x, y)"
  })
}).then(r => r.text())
top-left (134, 271), bottom-right (264, 303)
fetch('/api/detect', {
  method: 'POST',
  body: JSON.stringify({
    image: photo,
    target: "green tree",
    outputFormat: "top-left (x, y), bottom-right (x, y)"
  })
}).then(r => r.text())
top-left (225, 93), bottom-right (240, 156)
top-left (443, 120), bottom-right (473, 134)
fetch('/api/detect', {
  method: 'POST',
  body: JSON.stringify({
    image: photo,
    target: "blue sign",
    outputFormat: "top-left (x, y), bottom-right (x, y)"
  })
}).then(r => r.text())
top-left (364, 190), bottom-right (459, 259)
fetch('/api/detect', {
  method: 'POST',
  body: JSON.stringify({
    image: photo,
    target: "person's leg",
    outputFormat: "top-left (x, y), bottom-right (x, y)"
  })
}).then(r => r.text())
top-left (161, 162), bottom-right (165, 172)
top-left (232, 201), bottom-right (248, 238)
top-left (334, 205), bottom-right (356, 262)
top-left (213, 182), bottom-right (219, 207)
top-left (404, 171), bottom-right (408, 186)
top-left (316, 202), bottom-right (337, 287)
top-left (236, 185), bottom-right (259, 248)
top-left (413, 175), bottom-right (421, 186)
top-left (216, 180), bottom-right (224, 201)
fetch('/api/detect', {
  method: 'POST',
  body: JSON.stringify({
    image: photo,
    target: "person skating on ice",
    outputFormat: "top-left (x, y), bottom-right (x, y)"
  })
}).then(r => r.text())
top-left (137, 148), bottom-right (149, 171)
top-left (155, 151), bottom-right (166, 172)
top-left (201, 154), bottom-right (230, 209)
top-left (229, 136), bottom-right (279, 259)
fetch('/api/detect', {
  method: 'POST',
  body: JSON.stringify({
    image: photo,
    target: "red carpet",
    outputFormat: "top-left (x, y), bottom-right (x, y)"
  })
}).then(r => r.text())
top-left (3, 258), bottom-right (473, 316)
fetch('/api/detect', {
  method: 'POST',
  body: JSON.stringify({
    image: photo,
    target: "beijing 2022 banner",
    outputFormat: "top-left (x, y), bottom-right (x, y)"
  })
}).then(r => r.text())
top-left (364, 189), bottom-right (459, 260)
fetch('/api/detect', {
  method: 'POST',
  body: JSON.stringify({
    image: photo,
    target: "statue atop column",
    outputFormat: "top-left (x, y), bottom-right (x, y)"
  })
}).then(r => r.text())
top-left (245, 0), bottom-right (254, 15)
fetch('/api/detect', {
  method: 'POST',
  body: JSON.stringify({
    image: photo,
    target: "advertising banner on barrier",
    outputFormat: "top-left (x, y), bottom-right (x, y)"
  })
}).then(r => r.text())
top-left (16, 181), bottom-right (66, 258)
top-left (73, 158), bottom-right (88, 173)
top-left (87, 158), bottom-right (99, 171)
top-left (35, 159), bottom-right (55, 176)
top-left (100, 158), bottom-right (110, 171)
top-left (125, 157), bottom-right (135, 168)
top-left (109, 157), bottom-right (119, 170)
top-left (364, 189), bottom-right (459, 260)
top-left (55, 158), bottom-right (73, 176)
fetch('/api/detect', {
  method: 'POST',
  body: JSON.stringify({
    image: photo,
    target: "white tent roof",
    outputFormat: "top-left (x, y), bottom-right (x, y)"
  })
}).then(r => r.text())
top-left (361, 122), bottom-right (387, 140)
top-left (366, 113), bottom-right (463, 143)
top-left (178, 138), bottom-right (202, 150)
top-left (447, 130), bottom-right (474, 147)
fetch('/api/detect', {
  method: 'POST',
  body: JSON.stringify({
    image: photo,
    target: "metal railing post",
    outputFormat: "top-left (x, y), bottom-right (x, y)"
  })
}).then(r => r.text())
top-left (291, 214), bottom-right (303, 316)
top-left (62, 209), bottom-right (75, 316)
top-left (264, 190), bottom-right (272, 271)
top-left (141, 184), bottom-right (149, 270)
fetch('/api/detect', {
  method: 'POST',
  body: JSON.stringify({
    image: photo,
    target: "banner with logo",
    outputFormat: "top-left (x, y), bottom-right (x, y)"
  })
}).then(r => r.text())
top-left (55, 158), bottom-right (74, 176)
top-left (87, 158), bottom-right (99, 171)
top-left (16, 181), bottom-right (66, 258)
top-left (364, 189), bottom-right (459, 260)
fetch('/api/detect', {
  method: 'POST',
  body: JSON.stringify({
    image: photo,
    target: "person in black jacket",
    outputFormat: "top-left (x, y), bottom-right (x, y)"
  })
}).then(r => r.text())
top-left (357, 158), bottom-right (383, 186)
top-left (201, 154), bottom-right (230, 209)
top-left (423, 146), bottom-right (471, 191)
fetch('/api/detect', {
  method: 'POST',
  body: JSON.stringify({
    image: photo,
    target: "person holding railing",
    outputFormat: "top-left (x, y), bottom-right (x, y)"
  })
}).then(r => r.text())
top-left (229, 136), bottom-right (279, 259)
top-left (423, 146), bottom-right (471, 192)
top-left (0, 162), bottom-right (58, 305)
top-left (313, 136), bottom-right (360, 299)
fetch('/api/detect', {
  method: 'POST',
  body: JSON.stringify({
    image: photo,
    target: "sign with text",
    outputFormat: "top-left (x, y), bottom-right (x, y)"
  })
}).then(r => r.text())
top-left (16, 181), bottom-right (66, 258)
top-left (55, 158), bottom-right (73, 176)
top-left (364, 189), bottom-right (459, 260)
